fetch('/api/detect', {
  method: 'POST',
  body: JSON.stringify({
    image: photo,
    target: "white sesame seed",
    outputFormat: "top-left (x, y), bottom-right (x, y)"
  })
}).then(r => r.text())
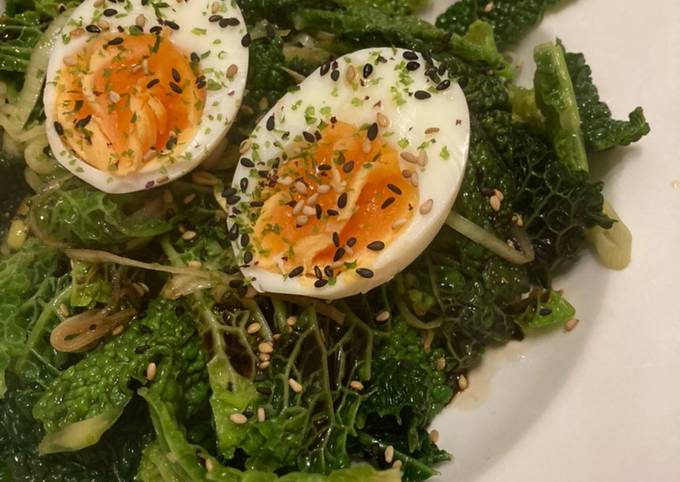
top-left (345, 245), bottom-right (354, 256)
top-left (58, 303), bottom-right (70, 317)
top-left (146, 362), bottom-right (157, 381)
top-left (211, 1), bottom-right (220, 13)
top-left (350, 380), bottom-right (364, 391)
top-left (247, 322), bottom-right (261, 334)
top-left (345, 65), bottom-right (356, 83)
top-left (417, 149), bottom-right (428, 167)
top-left (375, 310), bottom-right (391, 322)
top-left (458, 374), bottom-right (469, 391)
top-left (112, 325), bottom-right (125, 336)
top-left (306, 193), bottom-right (319, 206)
top-left (377, 112), bottom-right (390, 128)
top-left (400, 151), bottom-right (418, 164)
top-left (288, 378), bottom-right (303, 393)
top-left (392, 218), bottom-right (407, 230)
top-left (143, 58), bottom-right (149, 75)
top-left (317, 184), bottom-right (331, 194)
top-left (292, 200), bottom-right (304, 215)
top-left (226, 64), bottom-right (238, 79)
top-left (278, 176), bottom-right (293, 186)
top-left (484, 1), bottom-right (494, 13)
top-left (489, 195), bottom-right (501, 212)
top-left (295, 181), bottom-right (308, 194)
top-left (229, 413), bottom-right (248, 425)
top-left (384, 445), bottom-right (394, 464)
top-left (135, 14), bottom-right (146, 28)
top-left (430, 429), bottom-right (440, 443)
top-left (144, 150), bottom-right (157, 162)
top-left (240, 138), bottom-right (252, 154)
top-left (258, 341), bottom-right (274, 354)
top-left (63, 55), bottom-right (77, 66)
top-left (419, 199), bottom-right (433, 215)
top-left (97, 19), bottom-right (110, 31)
top-left (94, 0), bottom-right (104, 6)
top-left (183, 193), bottom-right (196, 204)
top-left (410, 172), bottom-right (419, 187)
top-left (296, 215), bottom-right (309, 226)
top-left (257, 406), bottom-right (266, 422)
top-left (108, 90), bottom-right (120, 103)
top-left (182, 230), bottom-right (197, 241)
top-left (302, 205), bottom-right (316, 216)
top-left (425, 127), bottom-right (440, 135)
top-left (435, 357), bottom-right (446, 371)
top-left (401, 169), bottom-right (413, 179)
top-left (362, 139), bottom-right (372, 153)
top-left (205, 458), bottom-right (215, 472)
top-left (188, 260), bottom-right (202, 268)
top-left (565, 318), bottom-right (580, 331)
top-left (70, 28), bottom-right (84, 38)
top-left (193, 171), bottom-right (221, 186)
top-left (512, 213), bottom-right (524, 227)
top-left (273, 333), bottom-right (281, 341)
top-left (287, 316), bottom-right (298, 326)
top-left (493, 188), bottom-right (504, 202)
top-left (259, 353), bottom-right (271, 362)
top-left (259, 361), bottom-right (271, 369)
top-left (392, 460), bottom-right (402, 470)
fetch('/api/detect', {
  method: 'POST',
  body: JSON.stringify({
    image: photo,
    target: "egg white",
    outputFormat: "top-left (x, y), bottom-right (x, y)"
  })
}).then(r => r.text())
top-left (44, 0), bottom-right (249, 193)
top-left (229, 47), bottom-right (470, 299)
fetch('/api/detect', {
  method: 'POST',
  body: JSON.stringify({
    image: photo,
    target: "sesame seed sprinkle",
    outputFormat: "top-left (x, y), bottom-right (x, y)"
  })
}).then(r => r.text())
top-left (458, 374), bottom-right (469, 391)
top-left (229, 413), bottom-right (248, 425)
top-left (400, 151), bottom-right (418, 164)
top-left (302, 205), bottom-right (316, 216)
top-left (345, 65), bottom-right (356, 83)
top-left (375, 310), bottom-right (391, 322)
top-left (350, 380), bottom-right (364, 391)
top-left (565, 318), bottom-right (580, 331)
top-left (295, 181), bottom-right (307, 194)
top-left (356, 268), bottom-right (374, 278)
top-left (392, 218), bottom-right (407, 229)
top-left (425, 127), bottom-right (440, 134)
top-left (414, 90), bottom-right (431, 100)
top-left (257, 407), bottom-right (266, 422)
top-left (258, 341), bottom-right (274, 354)
top-left (296, 215), bottom-right (309, 226)
top-left (489, 195), bottom-right (501, 212)
top-left (430, 429), bottom-right (440, 443)
top-left (417, 150), bottom-right (428, 166)
top-left (381, 197), bottom-right (395, 209)
top-left (289, 266), bottom-right (304, 278)
top-left (367, 122), bottom-right (379, 141)
top-left (314, 279), bottom-right (328, 288)
top-left (287, 316), bottom-right (298, 326)
top-left (384, 445), bottom-right (394, 464)
top-left (182, 230), bottom-right (196, 241)
top-left (387, 183), bottom-right (402, 195)
top-left (226, 64), bottom-right (238, 79)
top-left (337, 192), bottom-right (348, 209)
top-left (419, 198), bottom-right (433, 215)
top-left (377, 112), bottom-right (390, 128)
top-left (292, 200), bottom-right (304, 215)
top-left (367, 240), bottom-right (385, 251)
top-left (363, 63), bottom-right (373, 78)
top-left (288, 378), bottom-right (303, 393)
top-left (247, 323), bottom-right (261, 334)
top-left (146, 362), bottom-right (157, 381)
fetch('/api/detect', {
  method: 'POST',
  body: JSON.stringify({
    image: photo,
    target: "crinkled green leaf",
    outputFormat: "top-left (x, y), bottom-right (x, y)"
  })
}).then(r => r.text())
top-left (518, 290), bottom-right (575, 329)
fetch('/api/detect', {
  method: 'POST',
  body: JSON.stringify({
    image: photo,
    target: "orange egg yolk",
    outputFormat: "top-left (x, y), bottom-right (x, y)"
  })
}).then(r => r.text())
top-left (55, 31), bottom-right (205, 175)
top-left (252, 121), bottom-right (419, 279)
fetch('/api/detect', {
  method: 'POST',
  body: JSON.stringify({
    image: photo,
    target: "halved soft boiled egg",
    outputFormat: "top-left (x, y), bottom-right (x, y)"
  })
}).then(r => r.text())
top-left (228, 47), bottom-right (470, 300)
top-left (44, 0), bottom-right (249, 193)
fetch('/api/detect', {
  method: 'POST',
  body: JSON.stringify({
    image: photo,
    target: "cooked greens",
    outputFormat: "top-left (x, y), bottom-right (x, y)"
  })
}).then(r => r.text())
top-left (0, 0), bottom-right (648, 481)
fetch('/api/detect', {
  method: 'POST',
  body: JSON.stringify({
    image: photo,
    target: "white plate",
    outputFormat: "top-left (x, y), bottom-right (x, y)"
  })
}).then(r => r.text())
top-left (424, 1), bottom-right (680, 481)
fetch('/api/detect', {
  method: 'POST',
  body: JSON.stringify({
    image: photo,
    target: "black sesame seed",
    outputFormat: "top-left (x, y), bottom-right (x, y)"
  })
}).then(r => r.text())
top-left (227, 195), bottom-right (240, 205)
top-left (208, 14), bottom-right (222, 22)
top-left (333, 247), bottom-right (346, 262)
top-left (539, 307), bottom-right (553, 316)
top-left (243, 251), bottom-right (253, 264)
top-left (414, 90), bottom-right (431, 100)
top-left (314, 130), bottom-right (322, 140)
top-left (367, 240), bottom-right (385, 251)
top-left (376, 55), bottom-right (387, 63)
top-left (302, 131), bottom-right (315, 143)
top-left (219, 17), bottom-right (240, 27)
top-left (191, 52), bottom-right (200, 63)
top-left (223, 187), bottom-right (237, 198)
top-left (438, 63), bottom-right (447, 76)
top-left (436, 79), bottom-right (451, 91)
top-left (85, 24), bottom-right (101, 33)
top-left (367, 122), bottom-right (378, 141)
top-left (324, 265), bottom-right (333, 278)
top-left (315, 204), bottom-right (322, 219)
top-left (356, 268), bottom-right (374, 278)
top-left (318, 164), bottom-right (331, 171)
top-left (315, 279), bottom-right (328, 288)
top-left (320, 62), bottom-right (330, 76)
top-left (363, 63), bottom-right (373, 78)
top-left (347, 237), bottom-right (357, 247)
top-left (196, 79), bottom-right (206, 89)
top-left (103, 8), bottom-right (117, 16)
top-left (171, 68), bottom-right (181, 83)
top-left (150, 25), bottom-right (162, 34)
top-left (58, 3), bottom-right (66, 12)
top-left (228, 223), bottom-right (239, 240)
top-left (327, 209), bottom-right (339, 216)
top-left (289, 266), bottom-right (304, 278)
top-left (332, 232), bottom-right (340, 247)
top-left (240, 177), bottom-right (249, 191)
top-left (107, 37), bottom-right (124, 46)
top-left (165, 20), bottom-right (180, 30)
top-left (250, 200), bottom-right (264, 207)
top-left (330, 70), bottom-right (340, 81)
top-left (75, 115), bottom-right (92, 129)
top-left (387, 183), bottom-right (402, 195)
top-left (53, 121), bottom-right (64, 135)
top-left (169, 82), bottom-right (183, 94)
top-left (314, 265), bottom-right (322, 279)
top-left (165, 136), bottom-right (177, 150)
top-left (241, 33), bottom-right (251, 47)
top-left (342, 160), bottom-right (355, 173)
top-left (135, 345), bottom-right (149, 354)
top-left (381, 197), bottom-right (395, 209)
top-left (240, 158), bottom-right (255, 167)
top-left (403, 51), bottom-right (418, 60)
top-left (146, 78), bottom-right (159, 88)
top-left (266, 115), bottom-right (275, 131)
top-left (240, 233), bottom-right (250, 247)
top-left (337, 192), bottom-right (347, 209)
top-left (406, 61), bottom-right (420, 71)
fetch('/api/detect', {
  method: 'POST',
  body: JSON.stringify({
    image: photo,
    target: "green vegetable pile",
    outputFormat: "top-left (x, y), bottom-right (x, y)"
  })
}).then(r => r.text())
top-left (0, 0), bottom-right (649, 481)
